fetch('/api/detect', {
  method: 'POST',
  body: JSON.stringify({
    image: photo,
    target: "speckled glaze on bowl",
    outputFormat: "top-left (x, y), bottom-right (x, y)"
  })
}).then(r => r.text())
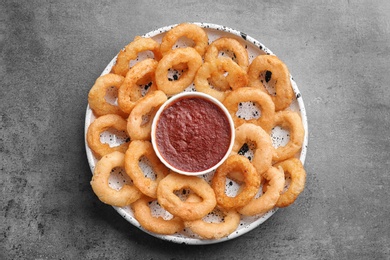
top-left (85, 22), bottom-right (308, 245)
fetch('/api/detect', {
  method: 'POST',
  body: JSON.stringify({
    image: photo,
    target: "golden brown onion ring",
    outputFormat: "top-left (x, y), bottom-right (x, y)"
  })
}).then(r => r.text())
top-left (155, 47), bottom-right (202, 96)
top-left (194, 57), bottom-right (248, 102)
top-left (205, 37), bottom-right (249, 71)
top-left (118, 58), bottom-right (158, 114)
top-left (157, 172), bottom-right (216, 221)
top-left (88, 74), bottom-right (127, 118)
top-left (223, 87), bottom-right (275, 132)
top-left (183, 194), bottom-right (240, 239)
top-left (127, 90), bottom-right (167, 141)
top-left (211, 155), bottom-right (261, 210)
top-left (132, 196), bottom-right (184, 235)
top-left (238, 166), bottom-right (285, 216)
top-left (205, 37), bottom-right (249, 90)
top-left (272, 110), bottom-right (305, 163)
top-left (194, 59), bottom-right (229, 102)
top-left (124, 140), bottom-right (169, 198)
top-left (86, 114), bottom-right (129, 159)
top-left (232, 123), bottom-right (273, 176)
top-left (160, 23), bottom-right (208, 57)
top-left (111, 36), bottom-right (162, 77)
top-left (90, 151), bottom-right (142, 207)
top-left (274, 158), bottom-right (306, 208)
top-left (248, 55), bottom-right (293, 111)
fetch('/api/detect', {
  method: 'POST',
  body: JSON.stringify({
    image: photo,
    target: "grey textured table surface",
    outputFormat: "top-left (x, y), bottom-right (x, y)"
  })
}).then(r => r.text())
top-left (1, 1), bottom-right (389, 259)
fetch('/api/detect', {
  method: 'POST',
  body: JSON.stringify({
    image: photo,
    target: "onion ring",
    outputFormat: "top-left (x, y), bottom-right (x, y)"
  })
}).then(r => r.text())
top-left (223, 87), bottom-right (275, 132)
top-left (155, 47), bottom-right (202, 96)
top-left (118, 58), bottom-right (158, 114)
top-left (211, 155), bottom-right (261, 210)
top-left (86, 114), bottom-right (129, 159)
top-left (183, 194), bottom-right (240, 239)
top-left (88, 74), bottom-right (127, 118)
top-left (204, 37), bottom-right (249, 90)
top-left (248, 55), bottom-right (293, 111)
top-left (124, 140), bottom-right (169, 198)
top-left (194, 57), bottom-right (248, 102)
top-left (111, 36), bottom-right (162, 77)
top-left (272, 110), bottom-right (305, 163)
top-left (131, 196), bottom-right (184, 235)
top-left (232, 123), bottom-right (273, 176)
top-left (215, 57), bottom-right (248, 90)
top-left (273, 158), bottom-right (306, 208)
top-left (205, 37), bottom-right (249, 70)
top-left (127, 90), bottom-right (167, 141)
top-left (157, 172), bottom-right (216, 221)
top-left (160, 23), bottom-right (208, 57)
top-left (128, 71), bottom-right (156, 103)
top-left (90, 151), bottom-right (142, 207)
top-left (194, 60), bottom-right (229, 102)
top-left (238, 166), bottom-right (285, 216)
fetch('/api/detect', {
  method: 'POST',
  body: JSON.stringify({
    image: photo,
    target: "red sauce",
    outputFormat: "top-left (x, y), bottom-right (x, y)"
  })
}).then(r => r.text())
top-left (155, 96), bottom-right (231, 172)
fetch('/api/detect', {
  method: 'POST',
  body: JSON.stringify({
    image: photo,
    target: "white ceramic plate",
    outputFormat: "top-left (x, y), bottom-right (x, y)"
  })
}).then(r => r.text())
top-left (85, 23), bottom-right (308, 245)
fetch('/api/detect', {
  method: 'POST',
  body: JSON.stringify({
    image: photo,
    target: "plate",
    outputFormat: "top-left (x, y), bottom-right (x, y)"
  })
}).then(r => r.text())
top-left (84, 23), bottom-right (308, 245)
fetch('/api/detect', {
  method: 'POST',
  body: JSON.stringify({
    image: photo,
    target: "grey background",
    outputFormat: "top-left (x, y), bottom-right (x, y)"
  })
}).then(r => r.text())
top-left (1, 0), bottom-right (389, 259)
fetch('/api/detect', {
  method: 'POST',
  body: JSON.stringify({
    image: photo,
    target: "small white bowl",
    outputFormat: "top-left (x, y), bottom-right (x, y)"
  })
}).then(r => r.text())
top-left (151, 92), bottom-right (235, 176)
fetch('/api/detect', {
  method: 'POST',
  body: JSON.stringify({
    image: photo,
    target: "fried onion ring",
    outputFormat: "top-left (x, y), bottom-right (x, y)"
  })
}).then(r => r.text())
top-left (118, 58), bottom-right (158, 114)
top-left (155, 47), bottom-right (202, 96)
top-left (272, 110), bottom-right (305, 163)
top-left (223, 87), bottom-right (275, 132)
top-left (211, 155), bottom-right (261, 210)
top-left (204, 37), bottom-right (249, 90)
top-left (194, 60), bottom-right (229, 102)
top-left (194, 57), bottom-right (248, 102)
top-left (215, 57), bottom-right (248, 90)
top-left (232, 123), bottom-right (273, 176)
top-left (238, 166), bottom-right (285, 216)
top-left (183, 194), bottom-right (240, 239)
top-left (132, 196), bottom-right (184, 235)
top-left (88, 74), bottom-right (127, 118)
top-left (248, 55), bottom-right (293, 111)
top-left (205, 37), bottom-right (249, 70)
top-left (157, 172), bottom-right (216, 221)
top-left (160, 23), bottom-right (208, 57)
top-left (111, 36), bottom-right (162, 77)
top-left (124, 140), bottom-right (169, 198)
top-left (274, 158), bottom-right (306, 208)
top-left (86, 114), bottom-right (129, 159)
top-left (90, 151), bottom-right (142, 207)
top-left (127, 90), bottom-right (167, 141)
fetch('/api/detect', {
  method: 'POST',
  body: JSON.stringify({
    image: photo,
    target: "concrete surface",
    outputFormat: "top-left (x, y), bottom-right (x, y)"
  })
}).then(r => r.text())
top-left (1, 0), bottom-right (389, 259)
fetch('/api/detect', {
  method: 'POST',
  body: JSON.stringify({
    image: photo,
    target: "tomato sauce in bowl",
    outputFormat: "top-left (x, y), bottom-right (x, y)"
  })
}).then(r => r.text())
top-left (151, 92), bottom-right (235, 175)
